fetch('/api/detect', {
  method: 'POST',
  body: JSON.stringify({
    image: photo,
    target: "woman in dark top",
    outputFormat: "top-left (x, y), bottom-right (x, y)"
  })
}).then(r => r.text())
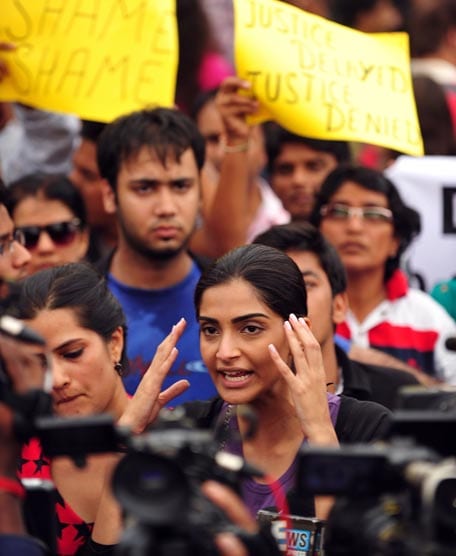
top-left (185, 243), bottom-right (391, 519)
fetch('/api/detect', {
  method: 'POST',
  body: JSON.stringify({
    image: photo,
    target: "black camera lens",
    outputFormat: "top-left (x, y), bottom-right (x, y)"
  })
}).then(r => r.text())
top-left (433, 477), bottom-right (456, 541)
top-left (112, 452), bottom-right (191, 525)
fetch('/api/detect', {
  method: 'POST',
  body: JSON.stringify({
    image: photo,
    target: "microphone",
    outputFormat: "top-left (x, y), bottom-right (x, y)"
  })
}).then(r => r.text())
top-left (445, 337), bottom-right (456, 352)
top-left (0, 315), bottom-right (46, 345)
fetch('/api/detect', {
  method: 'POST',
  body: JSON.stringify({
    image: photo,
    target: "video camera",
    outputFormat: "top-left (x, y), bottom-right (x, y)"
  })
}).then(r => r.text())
top-left (112, 406), bottom-right (280, 556)
top-left (296, 386), bottom-right (456, 556)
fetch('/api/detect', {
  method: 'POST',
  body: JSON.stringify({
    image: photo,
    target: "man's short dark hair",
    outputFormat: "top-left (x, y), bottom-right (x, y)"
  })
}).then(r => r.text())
top-left (409, 0), bottom-right (456, 57)
top-left (263, 122), bottom-right (351, 175)
top-left (253, 222), bottom-right (347, 297)
top-left (97, 107), bottom-right (206, 190)
top-left (80, 119), bottom-right (107, 143)
top-left (329, 0), bottom-right (402, 28)
top-left (0, 179), bottom-right (7, 206)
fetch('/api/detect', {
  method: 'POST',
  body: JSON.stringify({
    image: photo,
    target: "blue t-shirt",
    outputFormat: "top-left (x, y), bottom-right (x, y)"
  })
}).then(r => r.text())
top-left (107, 263), bottom-right (217, 404)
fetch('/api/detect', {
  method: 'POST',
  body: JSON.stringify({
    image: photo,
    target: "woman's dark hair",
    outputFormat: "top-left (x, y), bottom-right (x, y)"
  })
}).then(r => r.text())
top-left (11, 262), bottom-right (128, 368)
top-left (309, 165), bottom-right (421, 282)
top-left (6, 173), bottom-right (87, 226)
top-left (194, 244), bottom-right (307, 320)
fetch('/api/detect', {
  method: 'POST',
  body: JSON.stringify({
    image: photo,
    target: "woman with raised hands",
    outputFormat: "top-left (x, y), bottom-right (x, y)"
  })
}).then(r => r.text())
top-left (11, 262), bottom-right (188, 555)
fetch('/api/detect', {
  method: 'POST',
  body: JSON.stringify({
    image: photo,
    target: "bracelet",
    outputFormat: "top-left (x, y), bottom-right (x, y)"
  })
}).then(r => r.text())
top-left (223, 141), bottom-right (249, 153)
top-left (0, 477), bottom-right (26, 499)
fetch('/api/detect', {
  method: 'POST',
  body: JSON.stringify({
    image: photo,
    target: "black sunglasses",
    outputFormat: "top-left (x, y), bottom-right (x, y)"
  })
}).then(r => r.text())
top-left (16, 219), bottom-right (83, 250)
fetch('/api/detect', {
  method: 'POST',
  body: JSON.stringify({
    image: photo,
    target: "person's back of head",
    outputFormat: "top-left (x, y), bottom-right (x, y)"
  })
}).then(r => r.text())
top-left (97, 107), bottom-right (206, 191)
top-left (252, 222), bottom-right (347, 297)
top-left (409, 0), bottom-right (456, 58)
top-left (412, 75), bottom-right (456, 155)
top-left (309, 164), bottom-right (421, 282)
top-left (279, 0), bottom-right (330, 18)
top-left (329, 0), bottom-right (404, 32)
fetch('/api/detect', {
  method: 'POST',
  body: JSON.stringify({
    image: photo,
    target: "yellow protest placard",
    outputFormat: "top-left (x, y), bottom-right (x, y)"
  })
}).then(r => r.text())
top-left (233, 0), bottom-right (423, 156)
top-left (0, 0), bottom-right (178, 122)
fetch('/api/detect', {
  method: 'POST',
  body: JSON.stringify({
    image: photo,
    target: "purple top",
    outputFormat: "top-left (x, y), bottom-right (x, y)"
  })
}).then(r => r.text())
top-left (220, 393), bottom-right (341, 518)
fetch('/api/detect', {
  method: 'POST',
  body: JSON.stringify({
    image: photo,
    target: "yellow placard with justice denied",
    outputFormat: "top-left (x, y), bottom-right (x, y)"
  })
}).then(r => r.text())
top-left (234, 0), bottom-right (423, 156)
top-left (0, 0), bottom-right (178, 122)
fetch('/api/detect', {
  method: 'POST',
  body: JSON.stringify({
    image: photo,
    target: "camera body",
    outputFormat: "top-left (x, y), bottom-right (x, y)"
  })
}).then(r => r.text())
top-left (295, 387), bottom-right (456, 556)
top-left (112, 407), bottom-right (280, 556)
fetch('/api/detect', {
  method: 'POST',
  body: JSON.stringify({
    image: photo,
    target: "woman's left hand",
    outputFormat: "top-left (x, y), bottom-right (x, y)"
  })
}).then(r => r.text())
top-left (268, 313), bottom-right (338, 445)
top-left (118, 318), bottom-right (190, 434)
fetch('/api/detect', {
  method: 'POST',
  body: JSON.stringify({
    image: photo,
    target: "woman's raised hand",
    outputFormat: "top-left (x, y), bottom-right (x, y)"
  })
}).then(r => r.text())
top-left (268, 313), bottom-right (338, 445)
top-left (118, 318), bottom-right (189, 434)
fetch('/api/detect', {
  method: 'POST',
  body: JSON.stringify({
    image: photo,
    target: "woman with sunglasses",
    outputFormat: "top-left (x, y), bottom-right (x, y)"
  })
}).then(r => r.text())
top-left (309, 165), bottom-right (456, 385)
top-left (6, 173), bottom-right (90, 276)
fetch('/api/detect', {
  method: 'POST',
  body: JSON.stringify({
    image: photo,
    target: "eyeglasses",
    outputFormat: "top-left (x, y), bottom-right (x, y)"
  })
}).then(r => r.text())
top-left (0, 229), bottom-right (26, 256)
top-left (320, 203), bottom-right (393, 223)
top-left (16, 219), bottom-right (83, 250)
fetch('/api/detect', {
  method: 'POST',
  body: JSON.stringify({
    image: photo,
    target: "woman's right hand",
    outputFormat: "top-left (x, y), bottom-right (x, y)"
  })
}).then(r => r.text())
top-left (118, 318), bottom-right (190, 434)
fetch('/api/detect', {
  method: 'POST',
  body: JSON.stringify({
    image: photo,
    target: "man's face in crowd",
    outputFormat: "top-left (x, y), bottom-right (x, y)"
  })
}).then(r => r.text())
top-left (286, 249), bottom-right (346, 352)
top-left (104, 146), bottom-right (201, 260)
top-left (0, 204), bottom-right (30, 295)
top-left (270, 143), bottom-right (339, 220)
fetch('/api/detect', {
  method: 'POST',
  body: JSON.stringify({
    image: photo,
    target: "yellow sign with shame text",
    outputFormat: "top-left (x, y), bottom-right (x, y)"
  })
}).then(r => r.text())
top-left (0, 0), bottom-right (178, 122)
top-left (234, 0), bottom-right (423, 156)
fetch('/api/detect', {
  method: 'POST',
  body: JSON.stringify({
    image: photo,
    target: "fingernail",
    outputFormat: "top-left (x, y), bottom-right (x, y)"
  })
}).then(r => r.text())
top-left (289, 313), bottom-right (298, 322)
top-left (299, 317), bottom-right (307, 326)
top-left (284, 321), bottom-right (292, 330)
top-left (268, 343), bottom-right (277, 353)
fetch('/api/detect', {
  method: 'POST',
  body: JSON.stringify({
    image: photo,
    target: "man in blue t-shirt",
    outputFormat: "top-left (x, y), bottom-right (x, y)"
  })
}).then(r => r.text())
top-left (96, 107), bottom-right (216, 404)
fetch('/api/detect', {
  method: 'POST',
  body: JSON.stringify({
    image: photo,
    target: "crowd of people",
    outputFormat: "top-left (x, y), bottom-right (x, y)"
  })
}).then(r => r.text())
top-left (0, 1), bottom-right (456, 555)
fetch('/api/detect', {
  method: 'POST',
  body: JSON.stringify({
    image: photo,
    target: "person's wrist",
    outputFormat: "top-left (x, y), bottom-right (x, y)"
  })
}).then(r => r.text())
top-left (222, 139), bottom-right (249, 153)
top-left (222, 134), bottom-right (250, 153)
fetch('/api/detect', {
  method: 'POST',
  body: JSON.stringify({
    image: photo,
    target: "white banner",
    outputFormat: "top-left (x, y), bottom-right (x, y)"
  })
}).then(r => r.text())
top-left (386, 155), bottom-right (456, 291)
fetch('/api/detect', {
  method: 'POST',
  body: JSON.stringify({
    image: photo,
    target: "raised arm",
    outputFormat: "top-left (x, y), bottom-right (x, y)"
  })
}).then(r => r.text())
top-left (191, 76), bottom-right (260, 257)
top-left (268, 313), bottom-right (339, 519)
top-left (88, 319), bottom-right (190, 548)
